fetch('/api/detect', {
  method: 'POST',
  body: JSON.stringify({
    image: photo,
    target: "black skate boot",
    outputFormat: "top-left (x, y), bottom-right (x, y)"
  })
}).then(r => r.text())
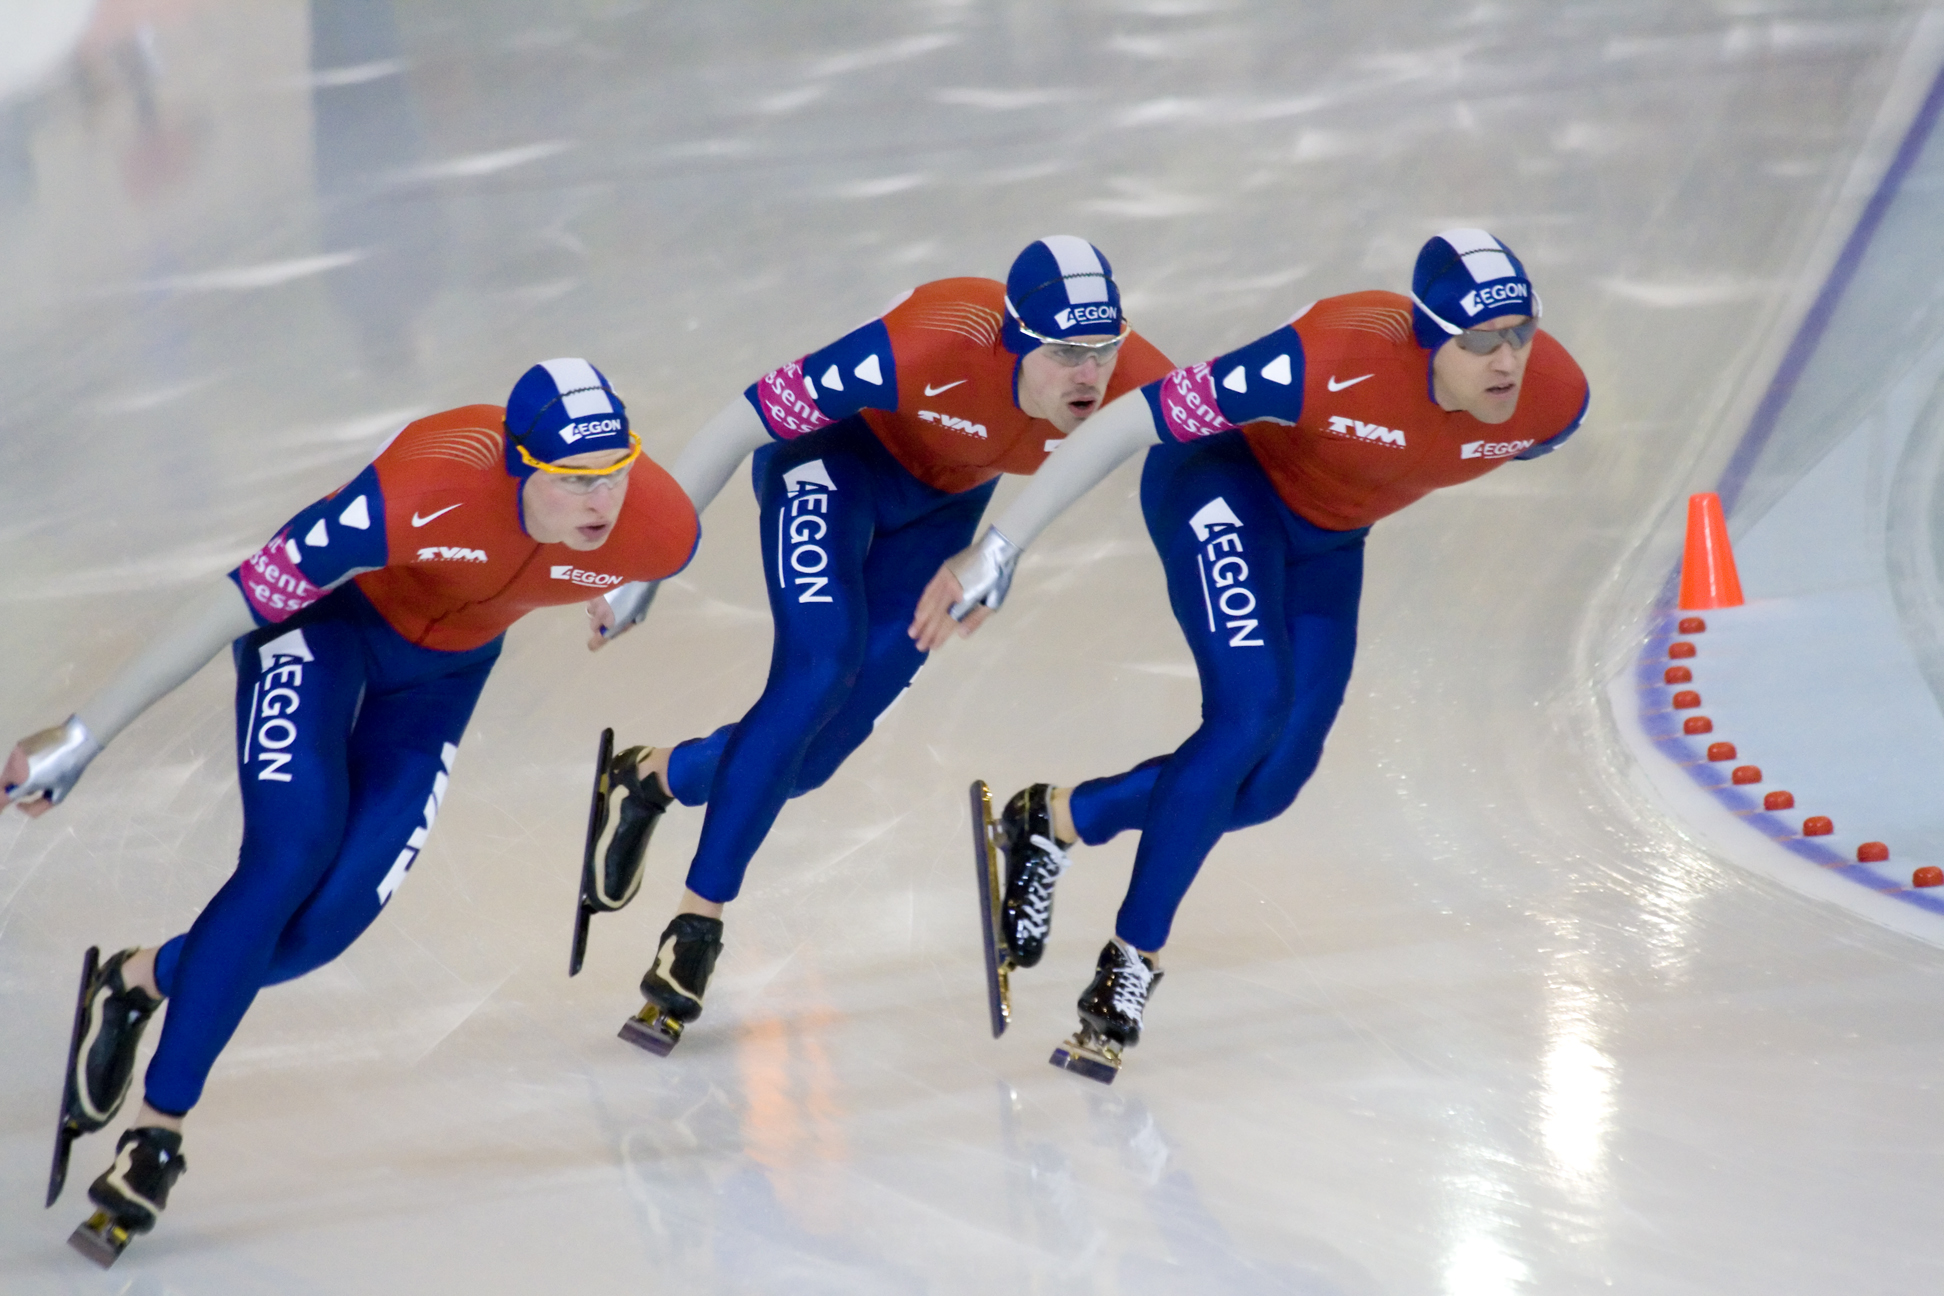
top-left (595, 745), bottom-right (674, 911)
top-left (70, 1126), bottom-right (186, 1267)
top-left (49, 947), bottom-right (162, 1206)
top-left (998, 785), bottom-right (1073, 969)
top-left (572, 731), bottom-right (680, 976)
top-left (67, 948), bottom-right (162, 1132)
top-left (619, 913), bottom-right (724, 1056)
top-left (1051, 940), bottom-right (1163, 1085)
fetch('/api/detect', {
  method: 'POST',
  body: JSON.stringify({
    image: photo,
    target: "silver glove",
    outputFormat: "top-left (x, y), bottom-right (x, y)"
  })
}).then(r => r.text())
top-left (946, 527), bottom-right (1023, 620)
top-left (603, 580), bottom-right (660, 634)
top-left (6, 715), bottom-right (102, 808)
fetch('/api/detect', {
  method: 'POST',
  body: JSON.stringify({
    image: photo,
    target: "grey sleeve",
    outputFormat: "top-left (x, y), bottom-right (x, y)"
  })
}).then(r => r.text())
top-left (670, 395), bottom-right (775, 515)
top-left (76, 578), bottom-right (258, 746)
top-left (597, 396), bottom-right (777, 634)
top-left (985, 391), bottom-right (1164, 551)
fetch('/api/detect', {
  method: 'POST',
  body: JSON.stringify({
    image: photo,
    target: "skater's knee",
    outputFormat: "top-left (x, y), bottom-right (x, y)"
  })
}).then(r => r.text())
top-left (788, 759), bottom-right (840, 796)
top-left (775, 618), bottom-right (867, 679)
top-left (1184, 720), bottom-right (1283, 789)
top-left (260, 929), bottom-right (353, 986)
top-left (1207, 688), bottom-right (1293, 741)
top-left (808, 660), bottom-right (866, 709)
top-left (1229, 729), bottom-right (1333, 829)
top-left (1229, 777), bottom-right (1303, 829)
top-left (234, 827), bottom-right (346, 903)
top-left (262, 900), bottom-right (371, 984)
top-left (790, 716), bottom-right (877, 794)
top-left (763, 655), bottom-right (863, 729)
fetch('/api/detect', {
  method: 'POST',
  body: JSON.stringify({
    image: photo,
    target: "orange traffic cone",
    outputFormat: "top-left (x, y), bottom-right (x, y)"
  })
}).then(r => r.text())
top-left (1678, 492), bottom-right (1744, 610)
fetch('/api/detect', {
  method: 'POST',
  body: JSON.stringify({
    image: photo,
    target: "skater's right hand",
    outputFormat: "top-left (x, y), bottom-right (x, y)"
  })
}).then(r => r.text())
top-left (589, 580), bottom-right (659, 651)
top-left (585, 595), bottom-right (619, 650)
top-left (2, 743), bottom-right (54, 817)
top-left (3, 716), bottom-right (101, 815)
top-left (910, 528), bottom-right (1022, 652)
top-left (910, 568), bottom-right (991, 652)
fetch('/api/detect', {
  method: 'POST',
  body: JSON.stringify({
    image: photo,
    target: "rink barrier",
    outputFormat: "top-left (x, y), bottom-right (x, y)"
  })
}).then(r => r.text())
top-left (1715, 58), bottom-right (1944, 513)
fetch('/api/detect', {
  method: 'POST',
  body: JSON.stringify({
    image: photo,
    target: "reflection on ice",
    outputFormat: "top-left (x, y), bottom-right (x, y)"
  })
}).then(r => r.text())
top-left (127, 251), bottom-right (368, 294)
top-left (1538, 979), bottom-right (1614, 1196)
top-left (382, 141), bottom-right (577, 186)
top-left (1443, 1231), bottom-right (1529, 1296)
top-left (1594, 276), bottom-right (1777, 308)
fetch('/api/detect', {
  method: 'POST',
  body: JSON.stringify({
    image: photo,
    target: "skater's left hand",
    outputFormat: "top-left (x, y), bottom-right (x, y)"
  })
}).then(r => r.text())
top-left (910, 569), bottom-right (991, 653)
top-left (585, 596), bottom-right (621, 651)
top-left (2, 744), bottom-right (54, 818)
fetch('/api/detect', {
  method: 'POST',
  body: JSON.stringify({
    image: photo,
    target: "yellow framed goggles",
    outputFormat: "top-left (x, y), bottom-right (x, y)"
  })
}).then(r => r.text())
top-left (518, 433), bottom-right (644, 493)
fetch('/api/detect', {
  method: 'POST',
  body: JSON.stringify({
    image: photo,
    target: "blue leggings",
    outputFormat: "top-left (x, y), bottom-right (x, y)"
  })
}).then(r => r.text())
top-left (667, 419), bottom-right (994, 903)
top-left (144, 586), bottom-right (498, 1114)
top-left (1068, 433), bottom-right (1366, 952)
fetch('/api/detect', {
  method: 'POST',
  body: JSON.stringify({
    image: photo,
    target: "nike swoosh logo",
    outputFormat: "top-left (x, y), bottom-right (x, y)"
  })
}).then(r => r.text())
top-left (1327, 374), bottom-right (1373, 392)
top-left (923, 380), bottom-right (968, 396)
top-left (411, 504), bottom-right (462, 527)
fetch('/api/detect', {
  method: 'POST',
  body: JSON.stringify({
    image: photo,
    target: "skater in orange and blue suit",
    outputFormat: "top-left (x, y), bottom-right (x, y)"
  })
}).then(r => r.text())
top-left (912, 230), bottom-right (1590, 1065)
top-left (4, 359), bottom-right (696, 1263)
top-left (581, 238), bottom-right (1174, 1051)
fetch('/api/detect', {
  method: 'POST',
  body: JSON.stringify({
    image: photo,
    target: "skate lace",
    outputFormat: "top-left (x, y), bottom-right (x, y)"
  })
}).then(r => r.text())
top-left (1109, 948), bottom-right (1154, 1022)
top-left (1016, 834), bottom-right (1071, 937)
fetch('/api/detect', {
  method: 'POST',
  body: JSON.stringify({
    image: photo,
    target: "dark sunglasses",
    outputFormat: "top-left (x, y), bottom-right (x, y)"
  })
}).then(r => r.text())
top-left (1451, 318), bottom-right (1538, 355)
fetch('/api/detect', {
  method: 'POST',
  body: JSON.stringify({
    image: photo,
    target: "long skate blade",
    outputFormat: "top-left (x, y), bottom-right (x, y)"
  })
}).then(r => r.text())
top-left (68, 1210), bottom-right (132, 1268)
top-left (969, 780), bottom-right (1012, 1038)
top-left (569, 728), bottom-right (616, 977)
top-left (618, 1003), bottom-right (683, 1057)
top-left (47, 946), bottom-right (100, 1208)
top-left (1050, 1032), bottom-right (1122, 1085)
top-left (48, 1124), bottom-right (82, 1211)
top-left (569, 903), bottom-right (592, 978)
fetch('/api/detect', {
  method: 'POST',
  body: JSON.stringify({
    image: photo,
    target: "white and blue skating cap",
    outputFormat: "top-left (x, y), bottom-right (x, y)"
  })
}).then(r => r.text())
top-left (504, 358), bottom-right (631, 478)
top-left (1002, 236), bottom-right (1125, 355)
top-left (1409, 229), bottom-right (1541, 349)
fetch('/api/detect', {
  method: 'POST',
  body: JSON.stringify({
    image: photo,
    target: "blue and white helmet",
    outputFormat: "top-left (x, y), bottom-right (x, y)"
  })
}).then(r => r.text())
top-left (504, 358), bottom-right (631, 479)
top-left (1002, 236), bottom-right (1125, 355)
top-left (1409, 229), bottom-right (1541, 349)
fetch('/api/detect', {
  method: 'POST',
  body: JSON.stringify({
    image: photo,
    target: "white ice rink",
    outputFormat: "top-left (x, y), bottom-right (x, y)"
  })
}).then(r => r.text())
top-left (5, 2), bottom-right (1944, 1292)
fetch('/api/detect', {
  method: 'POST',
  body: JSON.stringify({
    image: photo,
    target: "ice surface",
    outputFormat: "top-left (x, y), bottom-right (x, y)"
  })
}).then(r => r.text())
top-left (4, 2), bottom-right (1944, 1293)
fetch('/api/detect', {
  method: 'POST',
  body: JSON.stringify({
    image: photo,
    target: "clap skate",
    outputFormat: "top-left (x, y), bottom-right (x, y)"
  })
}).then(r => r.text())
top-left (570, 729), bottom-right (674, 975)
top-left (1050, 939), bottom-right (1162, 1086)
top-left (69, 1126), bottom-right (186, 1268)
top-left (968, 780), bottom-right (1013, 1036)
top-left (48, 946), bottom-right (161, 1207)
top-left (997, 783), bottom-right (1071, 969)
top-left (619, 913), bottom-right (723, 1056)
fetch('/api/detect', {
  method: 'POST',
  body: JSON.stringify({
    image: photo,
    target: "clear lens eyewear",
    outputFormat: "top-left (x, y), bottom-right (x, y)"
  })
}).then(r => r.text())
top-left (1013, 317), bottom-right (1131, 368)
top-left (518, 435), bottom-right (643, 493)
top-left (548, 462), bottom-right (634, 495)
top-left (1452, 318), bottom-right (1538, 355)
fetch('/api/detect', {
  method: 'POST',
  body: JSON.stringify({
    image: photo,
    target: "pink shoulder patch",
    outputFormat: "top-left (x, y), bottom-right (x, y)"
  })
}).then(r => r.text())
top-left (1154, 362), bottom-right (1236, 442)
top-left (235, 533), bottom-right (324, 623)
top-left (754, 359), bottom-right (836, 439)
